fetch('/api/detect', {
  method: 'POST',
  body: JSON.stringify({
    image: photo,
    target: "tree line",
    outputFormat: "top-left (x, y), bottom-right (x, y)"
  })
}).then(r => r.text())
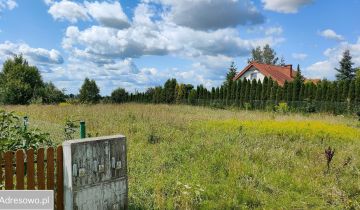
top-left (120, 47), bottom-right (360, 114)
top-left (1, 46), bottom-right (360, 114)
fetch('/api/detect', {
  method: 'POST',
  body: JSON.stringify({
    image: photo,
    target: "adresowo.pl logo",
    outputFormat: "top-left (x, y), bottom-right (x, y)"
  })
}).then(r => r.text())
top-left (0, 190), bottom-right (53, 210)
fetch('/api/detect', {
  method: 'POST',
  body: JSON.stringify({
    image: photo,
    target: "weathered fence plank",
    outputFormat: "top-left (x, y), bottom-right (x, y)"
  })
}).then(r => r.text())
top-left (46, 147), bottom-right (54, 190)
top-left (26, 149), bottom-right (35, 190)
top-left (56, 146), bottom-right (64, 210)
top-left (15, 150), bottom-right (25, 190)
top-left (4, 151), bottom-right (13, 190)
top-left (37, 148), bottom-right (45, 190)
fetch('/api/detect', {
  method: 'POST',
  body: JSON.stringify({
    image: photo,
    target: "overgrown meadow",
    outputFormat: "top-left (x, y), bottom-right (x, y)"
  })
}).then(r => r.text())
top-left (1, 104), bottom-right (360, 209)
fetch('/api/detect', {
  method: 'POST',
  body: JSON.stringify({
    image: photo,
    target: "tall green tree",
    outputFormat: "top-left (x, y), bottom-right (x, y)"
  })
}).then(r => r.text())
top-left (248, 44), bottom-right (279, 65)
top-left (292, 64), bottom-right (304, 101)
top-left (111, 87), bottom-right (128, 103)
top-left (0, 55), bottom-right (44, 104)
top-left (40, 82), bottom-right (66, 104)
top-left (79, 78), bottom-right (101, 103)
top-left (263, 44), bottom-right (279, 65)
top-left (335, 50), bottom-right (355, 81)
top-left (248, 46), bottom-right (263, 63)
top-left (224, 62), bottom-right (237, 87)
top-left (163, 78), bottom-right (177, 103)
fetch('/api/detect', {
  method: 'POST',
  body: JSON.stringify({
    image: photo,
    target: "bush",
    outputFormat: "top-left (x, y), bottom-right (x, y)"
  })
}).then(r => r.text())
top-left (0, 110), bottom-right (53, 151)
top-left (304, 100), bottom-right (316, 113)
top-left (209, 102), bottom-right (225, 109)
top-left (275, 102), bottom-right (290, 114)
top-left (244, 103), bottom-right (252, 110)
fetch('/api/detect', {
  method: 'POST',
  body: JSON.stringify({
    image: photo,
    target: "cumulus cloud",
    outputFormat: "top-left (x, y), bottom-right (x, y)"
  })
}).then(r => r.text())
top-left (48, 1), bottom-right (89, 23)
top-left (148, 0), bottom-right (264, 30)
top-left (305, 37), bottom-right (360, 79)
top-left (62, 3), bottom-right (283, 63)
top-left (84, 1), bottom-right (130, 29)
top-left (0, 41), bottom-right (64, 65)
top-left (262, 0), bottom-right (313, 13)
top-left (319, 29), bottom-right (344, 41)
top-left (292, 53), bottom-right (308, 60)
top-left (48, 1), bottom-right (129, 29)
top-left (46, 1), bottom-right (284, 94)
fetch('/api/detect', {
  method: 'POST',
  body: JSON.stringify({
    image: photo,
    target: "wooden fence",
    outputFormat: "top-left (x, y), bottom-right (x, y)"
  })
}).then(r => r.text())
top-left (0, 146), bottom-right (63, 210)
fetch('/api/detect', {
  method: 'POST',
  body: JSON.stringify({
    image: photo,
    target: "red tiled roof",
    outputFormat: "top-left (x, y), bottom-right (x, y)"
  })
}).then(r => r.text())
top-left (233, 62), bottom-right (296, 86)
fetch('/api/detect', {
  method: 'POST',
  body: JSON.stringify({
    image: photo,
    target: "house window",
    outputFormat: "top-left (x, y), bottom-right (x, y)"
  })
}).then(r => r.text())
top-left (250, 73), bottom-right (257, 80)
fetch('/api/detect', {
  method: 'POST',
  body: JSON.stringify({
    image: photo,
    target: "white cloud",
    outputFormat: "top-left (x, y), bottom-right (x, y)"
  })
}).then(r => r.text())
top-left (48, 1), bottom-right (130, 29)
top-left (292, 53), bottom-right (308, 60)
top-left (0, 0), bottom-right (17, 12)
top-left (62, 3), bottom-right (283, 62)
top-left (46, 1), bottom-right (284, 94)
top-left (262, 0), bottom-right (313, 13)
top-left (148, 0), bottom-right (264, 30)
top-left (84, 1), bottom-right (130, 29)
top-left (0, 41), bottom-right (64, 65)
top-left (305, 37), bottom-right (360, 79)
top-left (48, 0), bottom-right (89, 23)
top-left (265, 26), bottom-right (283, 36)
top-left (319, 29), bottom-right (344, 41)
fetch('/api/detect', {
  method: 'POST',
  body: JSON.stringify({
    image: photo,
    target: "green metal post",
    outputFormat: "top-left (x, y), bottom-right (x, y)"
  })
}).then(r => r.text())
top-left (23, 116), bottom-right (29, 132)
top-left (80, 121), bottom-right (86, 139)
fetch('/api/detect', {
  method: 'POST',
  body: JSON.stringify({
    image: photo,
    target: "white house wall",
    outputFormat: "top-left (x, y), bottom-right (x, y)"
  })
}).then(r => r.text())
top-left (239, 67), bottom-right (265, 82)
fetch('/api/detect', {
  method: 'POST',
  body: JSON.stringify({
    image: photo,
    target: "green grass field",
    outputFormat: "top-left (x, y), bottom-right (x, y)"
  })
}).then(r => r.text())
top-left (2, 104), bottom-right (360, 209)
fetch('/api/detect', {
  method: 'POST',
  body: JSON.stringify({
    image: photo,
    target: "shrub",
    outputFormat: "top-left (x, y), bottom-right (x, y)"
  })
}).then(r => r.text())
top-left (0, 110), bottom-right (53, 151)
top-left (209, 102), bottom-right (225, 109)
top-left (64, 117), bottom-right (79, 140)
top-left (244, 103), bottom-right (252, 110)
top-left (304, 101), bottom-right (316, 113)
top-left (275, 102), bottom-right (290, 114)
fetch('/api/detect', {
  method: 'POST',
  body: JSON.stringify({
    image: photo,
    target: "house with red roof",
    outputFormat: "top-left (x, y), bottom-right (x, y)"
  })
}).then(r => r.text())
top-left (233, 62), bottom-right (319, 86)
top-left (233, 62), bottom-right (296, 86)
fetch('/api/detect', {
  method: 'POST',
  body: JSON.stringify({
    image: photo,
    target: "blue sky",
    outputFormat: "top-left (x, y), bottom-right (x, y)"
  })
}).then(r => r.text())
top-left (0, 0), bottom-right (359, 95)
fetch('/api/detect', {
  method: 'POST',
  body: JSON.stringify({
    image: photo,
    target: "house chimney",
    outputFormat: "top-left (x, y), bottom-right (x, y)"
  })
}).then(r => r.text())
top-left (284, 64), bottom-right (293, 77)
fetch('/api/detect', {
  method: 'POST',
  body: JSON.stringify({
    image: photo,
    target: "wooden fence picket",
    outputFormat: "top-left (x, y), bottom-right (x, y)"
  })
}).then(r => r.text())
top-left (15, 150), bottom-right (25, 190)
top-left (26, 149), bottom-right (35, 190)
top-left (37, 148), bottom-right (45, 190)
top-left (46, 147), bottom-right (54, 190)
top-left (4, 151), bottom-right (13, 190)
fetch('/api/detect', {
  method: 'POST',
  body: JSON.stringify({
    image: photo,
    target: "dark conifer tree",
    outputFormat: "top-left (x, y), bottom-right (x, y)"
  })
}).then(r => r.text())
top-left (337, 81), bottom-right (344, 102)
top-left (261, 77), bottom-right (269, 100)
top-left (335, 50), bottom-right (355, 81)
top-left (245, 80), bottom-right (251, 102)
top-left (240, 79), bottom-right (247, 104)
top-left (292, 64), bottom-right (304, 101)
top-left (348, 80), bottom-right (356, 102)
top-left (215, 87), bottom-right (220, 100)
top-left (255, 80), bottom-right (262, 100)
top-left (267, 77), bottom-right (274, 100)
top-left (276, 85), bottom-right (283, 102)
top-left (287, 82), bottom-right (294, 102)
top-left (342, 80), bottom-right (350, 101)
top-left (250, 79), bottom-right (257, 101)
